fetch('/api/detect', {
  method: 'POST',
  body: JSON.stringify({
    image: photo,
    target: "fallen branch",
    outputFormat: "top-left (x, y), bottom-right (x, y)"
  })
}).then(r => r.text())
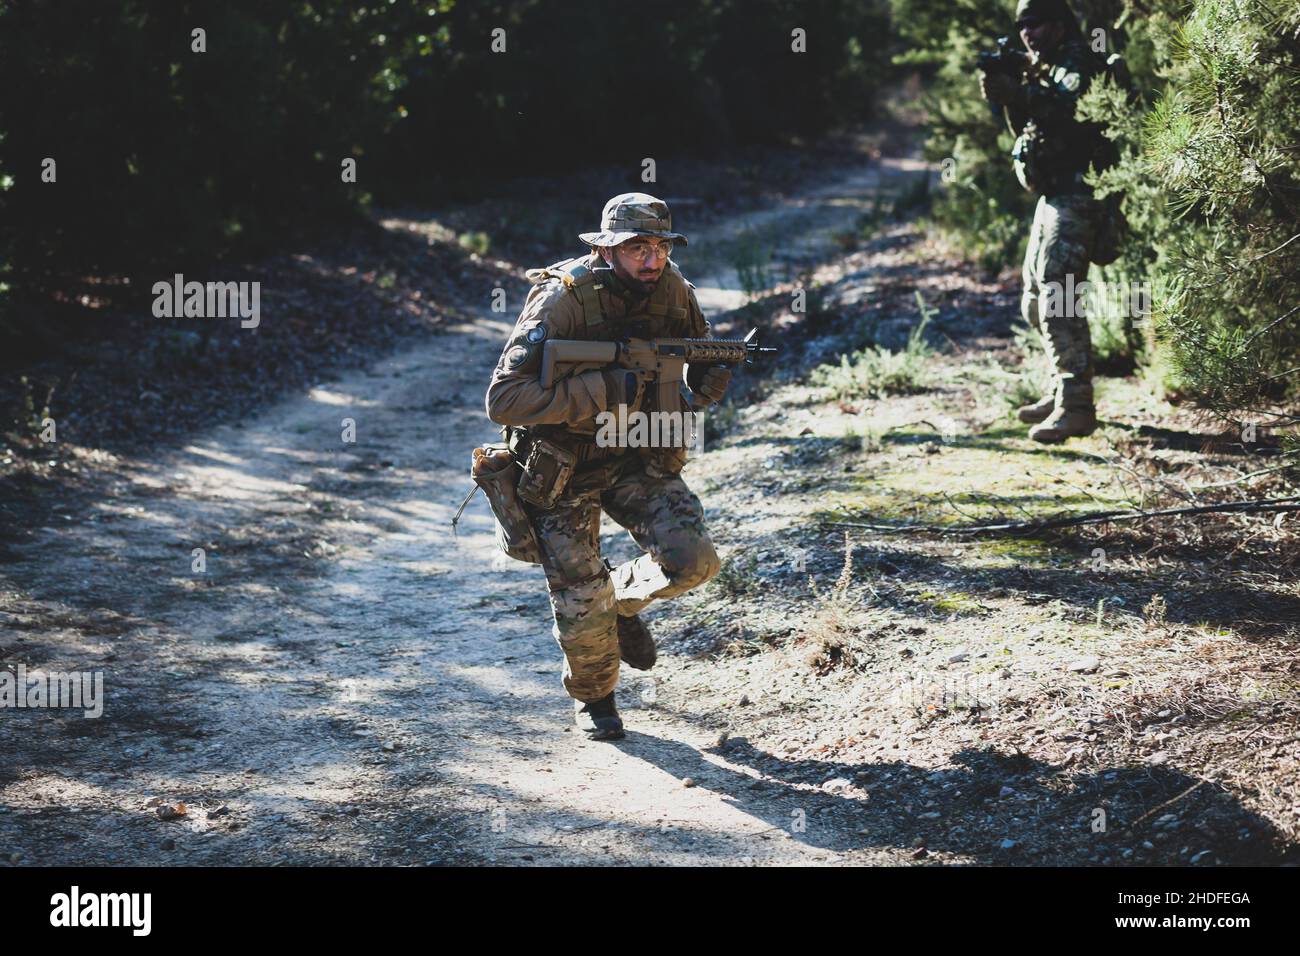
top-left (824, 495), bottom-right (1300, 536)
top-left (1128, 779), bottom-right (1209, 832)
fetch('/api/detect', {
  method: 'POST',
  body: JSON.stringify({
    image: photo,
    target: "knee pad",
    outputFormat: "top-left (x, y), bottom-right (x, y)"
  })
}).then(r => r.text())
top-left (673, 539), bottom-right (721, 591)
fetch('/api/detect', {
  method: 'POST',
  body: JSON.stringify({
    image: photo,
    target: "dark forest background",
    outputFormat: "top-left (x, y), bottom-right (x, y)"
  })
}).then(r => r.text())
top-left (1, 0), bottom-right (1297, 428)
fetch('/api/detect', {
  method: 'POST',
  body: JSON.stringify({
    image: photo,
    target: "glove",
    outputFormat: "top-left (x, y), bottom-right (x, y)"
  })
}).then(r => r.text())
top-left (979, 72), bottom-right (1019, 107)
top-left (688, 364), bottom-right (732, 406)
top-left (602, 368), bottom-right (649, 412)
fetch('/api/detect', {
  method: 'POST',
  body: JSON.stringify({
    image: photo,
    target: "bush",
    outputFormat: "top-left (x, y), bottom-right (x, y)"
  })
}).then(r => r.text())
top-left (893, 0), bottom-right (1300, 432)
top-left (810, 291), bottom-right (936, 399)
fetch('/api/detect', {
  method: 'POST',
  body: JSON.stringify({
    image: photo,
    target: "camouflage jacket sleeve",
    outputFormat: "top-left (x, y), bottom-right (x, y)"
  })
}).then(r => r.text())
top-left (682, 281), bottom-right (716, 393)
top-left (684, 281), bottom-right (709, 338)
top-left (484, 282), bottom-right (610, 427)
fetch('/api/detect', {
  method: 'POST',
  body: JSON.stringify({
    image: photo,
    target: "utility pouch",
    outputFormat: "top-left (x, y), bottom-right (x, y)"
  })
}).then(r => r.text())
top-left (515, 433), bottom-right (577, 510)
top-left (469, 443), bottom-right (541, 564)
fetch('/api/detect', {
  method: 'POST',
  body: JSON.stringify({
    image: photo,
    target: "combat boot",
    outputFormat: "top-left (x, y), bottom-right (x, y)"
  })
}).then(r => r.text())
top-left (574, 691), bottom-right (624, 741)
top-left (1016, 394), bottom-right (1056, 424)
top-left (617, 613), bottom-right (656, 670)
top-left (1029, 378), bottom-right (1097, 444)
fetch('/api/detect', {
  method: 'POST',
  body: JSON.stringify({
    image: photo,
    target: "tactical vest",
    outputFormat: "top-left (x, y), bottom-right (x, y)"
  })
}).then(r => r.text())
top-left (524, 255), bottom-right (691, 339)
top-left (519, 254), bottom-right (695, 480)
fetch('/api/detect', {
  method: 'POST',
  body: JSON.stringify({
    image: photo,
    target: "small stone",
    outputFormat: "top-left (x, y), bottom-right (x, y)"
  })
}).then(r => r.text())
top-left (1000, 839), bottom-right (1017, 850)
top-left (155, 803), bottom-right (187, 821)
top-left (682, 777), bottom-right (696, 788)
top-left (1146, 751), bottom-right (1170, 766)
top-left (998, 786), bottom-right (1016, 798)
top-left (382, 741), bottom-right (397, 752)
top-left (823, 777), bottom-right (852, 793)
top-left (739, 695), bottom-right (750, 706)
top-left (715, 731), bottom-right (730, 748)
top-left (948, 650), bottom-right (970, 664)
top-left (911, 836), bottom-right (925, 848)
top-left (1190, 849), bottom-right (1214, 864)
top-left (1067, 656), bottom-right (1101, 674)
top-left (207, 805), bottom-right (230, 819)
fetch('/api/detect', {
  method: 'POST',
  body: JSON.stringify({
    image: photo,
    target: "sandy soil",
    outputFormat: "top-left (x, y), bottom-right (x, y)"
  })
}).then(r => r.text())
top-left (2, 132), bottom-right (1296, 867)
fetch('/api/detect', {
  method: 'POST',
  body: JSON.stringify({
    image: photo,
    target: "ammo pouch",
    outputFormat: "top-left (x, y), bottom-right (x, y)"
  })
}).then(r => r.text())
top-left (512, 430), bottom-right (577, 510)
top-left (458, 443), bottom-right (542, 565)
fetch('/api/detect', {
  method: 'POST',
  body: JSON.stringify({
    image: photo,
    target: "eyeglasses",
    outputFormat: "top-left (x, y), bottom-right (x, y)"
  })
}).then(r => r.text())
top-left (618, 239), bottom-right (673, 262)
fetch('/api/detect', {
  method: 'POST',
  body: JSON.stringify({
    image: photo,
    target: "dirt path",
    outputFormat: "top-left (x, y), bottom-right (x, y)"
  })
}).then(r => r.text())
top-left (0, 152), bottom-right (927, 866)
top-left (5, 133), bottom-right (1295, 867)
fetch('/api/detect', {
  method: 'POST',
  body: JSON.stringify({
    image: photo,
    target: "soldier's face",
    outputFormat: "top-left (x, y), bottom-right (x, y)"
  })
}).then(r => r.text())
top-left (602, 239), bottom-right (668, 291)
top-left (1019, 19), bottom-right (1064, 54)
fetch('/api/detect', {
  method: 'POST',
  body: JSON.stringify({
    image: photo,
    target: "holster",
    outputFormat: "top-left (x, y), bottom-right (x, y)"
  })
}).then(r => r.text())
top-left (507, 425), bottom-right (629, 506)
top-left (509, 429), bottom-right (578, 510)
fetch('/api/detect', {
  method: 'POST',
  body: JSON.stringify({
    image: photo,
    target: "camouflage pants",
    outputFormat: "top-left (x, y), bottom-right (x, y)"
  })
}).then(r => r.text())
top-left (1021, 192), bottom-right (1099, 382)
top-left (527, 457), bottom-right (721, 702)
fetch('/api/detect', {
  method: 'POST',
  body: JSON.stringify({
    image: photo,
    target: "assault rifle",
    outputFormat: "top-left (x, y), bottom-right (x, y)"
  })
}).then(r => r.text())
top-left (538, 329), bottom-right (776, 413)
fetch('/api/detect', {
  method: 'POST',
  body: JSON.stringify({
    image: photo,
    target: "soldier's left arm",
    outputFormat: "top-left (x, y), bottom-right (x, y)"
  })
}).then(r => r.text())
top-left (680, 279), bottom-right (731, 405)
top-left (684, 281), bottom-right (709, 339)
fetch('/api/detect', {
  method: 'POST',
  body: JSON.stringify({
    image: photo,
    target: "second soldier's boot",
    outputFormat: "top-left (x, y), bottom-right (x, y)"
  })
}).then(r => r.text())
top-left (617, 613), bottom-right (656, 670)
top-left (1017, 393), bottom-right (1056, 424)
top-left (574, 691), bottom-right (625, 741)
top-left (1029, 377), bottom-right (1097, 444)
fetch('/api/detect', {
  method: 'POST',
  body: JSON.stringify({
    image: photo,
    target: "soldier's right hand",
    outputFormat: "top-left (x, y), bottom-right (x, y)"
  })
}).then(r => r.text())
top-left (601, 368), bottom-right (651, 412)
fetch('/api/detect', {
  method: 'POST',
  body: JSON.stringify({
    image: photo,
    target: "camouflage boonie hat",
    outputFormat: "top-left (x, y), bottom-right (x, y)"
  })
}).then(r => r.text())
top-left (579, 192), bottom-right (689, 248)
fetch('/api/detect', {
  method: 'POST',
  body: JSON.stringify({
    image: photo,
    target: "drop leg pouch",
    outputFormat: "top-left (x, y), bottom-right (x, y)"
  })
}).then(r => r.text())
top-left (472, 443), bottom-right (542, 565)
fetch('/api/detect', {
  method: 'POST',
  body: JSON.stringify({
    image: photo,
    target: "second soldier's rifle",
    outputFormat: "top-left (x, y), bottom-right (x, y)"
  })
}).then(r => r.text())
top-left (539, 329), bottom-right (776, 413)
top-left (976, 35), bottom-right (1031, 130)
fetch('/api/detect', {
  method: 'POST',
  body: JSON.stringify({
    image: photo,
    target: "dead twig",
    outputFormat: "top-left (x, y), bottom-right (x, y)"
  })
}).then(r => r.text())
top-left (825, 496), bottom-right (1300, 536)
top-left (1128, 779), bottom-right (1209, 832)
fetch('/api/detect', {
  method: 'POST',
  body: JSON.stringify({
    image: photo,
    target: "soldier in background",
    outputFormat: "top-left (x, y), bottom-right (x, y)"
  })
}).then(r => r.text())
top-left (485, 194), bottom-right (729, 740)
top-left (979, 0), bottom-right (1116, 443)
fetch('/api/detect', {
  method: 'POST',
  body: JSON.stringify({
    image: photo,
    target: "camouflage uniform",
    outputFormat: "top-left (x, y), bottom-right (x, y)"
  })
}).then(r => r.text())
top-left (523, 456), bottom-right (718, 702)
top-left (993, 0), bottom-right (1113, 440)
top-left (485, 196), bottom-right (721, 703)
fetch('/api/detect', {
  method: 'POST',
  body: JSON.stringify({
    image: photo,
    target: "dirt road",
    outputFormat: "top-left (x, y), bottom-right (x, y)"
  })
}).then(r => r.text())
top-left (0, 153), bottom-right (927, 866)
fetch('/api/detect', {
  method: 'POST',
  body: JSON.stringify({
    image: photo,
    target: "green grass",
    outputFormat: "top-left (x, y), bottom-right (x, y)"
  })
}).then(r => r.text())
top-left (809, 291), bottom-right (937, 401)
top-left (730, 228), bottom-right (773, 298)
